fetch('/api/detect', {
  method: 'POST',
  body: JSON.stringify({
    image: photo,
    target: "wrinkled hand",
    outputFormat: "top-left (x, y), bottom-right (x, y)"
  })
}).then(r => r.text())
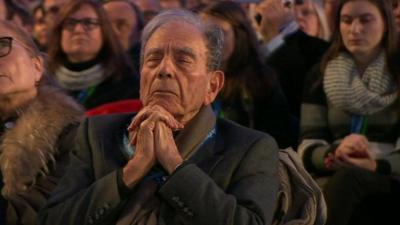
top-left (255, 0), bottom-right (294, 42)
top-left (155, 122), bottom-right (183, 174)
top-left (123, 105), bottom-right (184, 188)
top-left (127, 105), bottom-right (183, 145)
top-left (122, 118), bottom-right (157, 188)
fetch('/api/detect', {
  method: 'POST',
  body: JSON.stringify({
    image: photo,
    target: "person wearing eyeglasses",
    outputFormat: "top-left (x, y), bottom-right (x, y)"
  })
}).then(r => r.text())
top-left (47, 0), bottom-right (140, 110)
top-left (0, 20), bottom-right (83, 225)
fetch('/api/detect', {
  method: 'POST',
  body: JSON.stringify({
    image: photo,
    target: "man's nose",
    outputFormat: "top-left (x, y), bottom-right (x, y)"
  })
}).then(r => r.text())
top-left (158, 57), bottom-right (174, 79)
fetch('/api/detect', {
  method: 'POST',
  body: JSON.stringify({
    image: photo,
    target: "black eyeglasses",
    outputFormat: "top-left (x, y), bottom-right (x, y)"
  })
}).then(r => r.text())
top-left (63, 18), bottom-right (101, 32)
top-left (0, 37), bottom-right (12, 58)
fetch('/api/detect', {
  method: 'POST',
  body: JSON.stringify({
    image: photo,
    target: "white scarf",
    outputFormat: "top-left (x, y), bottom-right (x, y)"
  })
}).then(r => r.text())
top-left (323, 51), bottom-right (397, 115)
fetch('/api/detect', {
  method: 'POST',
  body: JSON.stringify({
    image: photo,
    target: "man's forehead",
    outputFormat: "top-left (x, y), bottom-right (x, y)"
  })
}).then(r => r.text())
top-left (144, 21), bottom-right (207, 53)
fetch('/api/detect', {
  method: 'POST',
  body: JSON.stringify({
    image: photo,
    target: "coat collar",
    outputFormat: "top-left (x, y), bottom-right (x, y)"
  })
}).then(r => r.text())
top-left (0, 86), bottom-right (83, 198)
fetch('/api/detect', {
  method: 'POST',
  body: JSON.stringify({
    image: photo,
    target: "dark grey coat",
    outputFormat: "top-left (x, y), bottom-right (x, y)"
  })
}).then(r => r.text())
top-left (39, 113), bottom-right (279, 225)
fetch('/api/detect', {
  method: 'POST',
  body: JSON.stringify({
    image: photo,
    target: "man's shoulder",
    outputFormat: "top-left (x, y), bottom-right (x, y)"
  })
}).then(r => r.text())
top-left (216, 118), bottom-right (277, 148)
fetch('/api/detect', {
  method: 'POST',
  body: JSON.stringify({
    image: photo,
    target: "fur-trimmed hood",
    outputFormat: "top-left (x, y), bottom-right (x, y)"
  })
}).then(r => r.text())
top-left (0, 86), bottom-right (84, 198)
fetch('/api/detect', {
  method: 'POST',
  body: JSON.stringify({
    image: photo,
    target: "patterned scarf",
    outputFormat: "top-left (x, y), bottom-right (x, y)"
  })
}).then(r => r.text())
top-left (323, 51), bottom-right (397, 115)
top-left (116, 105), bottom-right (216, 225)
top-left (54, 64), bottom-right (108, 91)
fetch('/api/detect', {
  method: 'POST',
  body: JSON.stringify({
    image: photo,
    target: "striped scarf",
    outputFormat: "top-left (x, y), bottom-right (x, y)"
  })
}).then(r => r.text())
top-left (54, 64), bottom-right (108, 91)
top-left (323, 51), bottom-right (397, 115)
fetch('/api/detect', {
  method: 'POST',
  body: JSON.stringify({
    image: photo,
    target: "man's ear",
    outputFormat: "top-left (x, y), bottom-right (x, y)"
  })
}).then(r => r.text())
top-left (32, 55), bottom-right (44, 82)
top-left (204, 70), bottom-right (224, 105)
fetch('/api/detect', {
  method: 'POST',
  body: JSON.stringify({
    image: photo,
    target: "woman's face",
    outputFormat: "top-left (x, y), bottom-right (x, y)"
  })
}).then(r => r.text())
top-left (201, 14), bottom-right (235, 63)
top-left (295, 0), bottom-right (320, 37)
top-left (0, 29), bottom-right (43, 98)
top-left (61, 4), bottom-right (103, 63)
top-left (340, 0), bottom-right (385, 59)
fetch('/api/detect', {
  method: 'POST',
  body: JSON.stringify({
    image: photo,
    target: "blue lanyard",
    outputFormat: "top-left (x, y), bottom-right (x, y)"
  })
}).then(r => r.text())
top-left (351, 115), bottom-right (367, 134)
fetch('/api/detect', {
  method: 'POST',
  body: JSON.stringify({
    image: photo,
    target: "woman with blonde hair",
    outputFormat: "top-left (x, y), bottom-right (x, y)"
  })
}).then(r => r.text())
top-left (0, 20), bottom-right (83, 224)
top-left (295, 0), bottom-right (332, 41)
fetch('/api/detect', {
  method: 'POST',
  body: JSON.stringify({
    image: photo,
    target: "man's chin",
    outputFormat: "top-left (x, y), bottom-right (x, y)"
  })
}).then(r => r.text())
top-left (146, 100), bottom-right (182, 116)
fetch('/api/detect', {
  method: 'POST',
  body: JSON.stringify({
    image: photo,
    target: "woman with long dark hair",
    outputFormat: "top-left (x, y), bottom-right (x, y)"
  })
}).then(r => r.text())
top-left (299, 0), bottom-right (400, 224)
top-left (201, 1), bottom-right (292, 148)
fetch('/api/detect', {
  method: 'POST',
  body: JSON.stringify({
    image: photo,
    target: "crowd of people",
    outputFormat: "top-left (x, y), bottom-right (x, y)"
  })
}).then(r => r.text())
top-left (1, 0), bottom-right (400, 224)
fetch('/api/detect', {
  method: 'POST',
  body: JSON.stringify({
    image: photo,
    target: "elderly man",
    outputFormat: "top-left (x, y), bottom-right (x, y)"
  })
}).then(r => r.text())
top-left (39, 9), bottom-right (279, 225)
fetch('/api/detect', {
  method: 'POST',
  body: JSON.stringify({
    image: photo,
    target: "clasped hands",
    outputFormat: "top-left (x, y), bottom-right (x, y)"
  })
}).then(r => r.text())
top-left (325, 134), bottom-right (377, 172)
top-left (122, 105), bottom-right (184, 188)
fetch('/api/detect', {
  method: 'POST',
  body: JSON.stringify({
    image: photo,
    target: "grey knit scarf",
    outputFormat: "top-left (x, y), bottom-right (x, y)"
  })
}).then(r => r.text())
top-left (54, 64), bottom-right (108, 91)
top-left (323, 51), bottom-right (397, 115)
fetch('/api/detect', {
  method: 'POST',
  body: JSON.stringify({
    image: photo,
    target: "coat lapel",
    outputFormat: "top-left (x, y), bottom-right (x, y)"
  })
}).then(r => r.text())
top-left (187, 127), bottom-right (225, 175)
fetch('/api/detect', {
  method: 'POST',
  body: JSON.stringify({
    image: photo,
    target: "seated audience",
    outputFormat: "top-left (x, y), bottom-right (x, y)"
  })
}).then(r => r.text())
top-left (298, 0), bottom-right (400, 224)
top-left (47, 0), bottom-right (140, 110)
top-left (201, 0), bottom-right (293, 148)
top-left (0, 20), bottom-right (83, 225)
top-left (39, 9), bottom-right (279, 225)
